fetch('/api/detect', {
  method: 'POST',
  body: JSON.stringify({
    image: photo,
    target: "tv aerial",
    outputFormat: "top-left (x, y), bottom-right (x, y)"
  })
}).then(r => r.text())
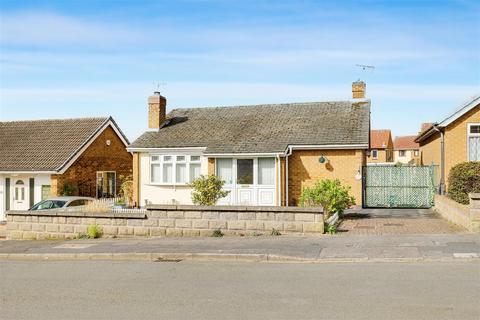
top-left (355, 64), bottom-right (375, 71)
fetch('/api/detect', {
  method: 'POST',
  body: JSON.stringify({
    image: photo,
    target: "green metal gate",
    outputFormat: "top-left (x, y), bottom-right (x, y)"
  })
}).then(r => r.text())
top-left (363, 165), bottom-right (438, 208)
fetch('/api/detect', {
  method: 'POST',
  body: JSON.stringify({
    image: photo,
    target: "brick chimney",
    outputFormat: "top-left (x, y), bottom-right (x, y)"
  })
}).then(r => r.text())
top-left (148, 91), bottom-right (167, 129)
top-left (352, 80), bottom-right (366, 99)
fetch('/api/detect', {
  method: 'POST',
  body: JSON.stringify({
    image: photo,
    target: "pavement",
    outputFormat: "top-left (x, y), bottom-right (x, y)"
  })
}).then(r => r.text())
top-left (1, 233), bottom-right (479, 263)
top-left (1, 260), bottom-right (479, 320)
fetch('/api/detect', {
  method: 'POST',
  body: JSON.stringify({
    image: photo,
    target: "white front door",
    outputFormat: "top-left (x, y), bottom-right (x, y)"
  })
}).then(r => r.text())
top-left (216, 158), bottom-right (276, 206)
top-left (13, 179), bottom-right (29, 210)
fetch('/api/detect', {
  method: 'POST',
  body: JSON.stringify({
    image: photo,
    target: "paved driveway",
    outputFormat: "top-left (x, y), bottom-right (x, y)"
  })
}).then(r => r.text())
top-left (339, 208), bottom-right (466, 235)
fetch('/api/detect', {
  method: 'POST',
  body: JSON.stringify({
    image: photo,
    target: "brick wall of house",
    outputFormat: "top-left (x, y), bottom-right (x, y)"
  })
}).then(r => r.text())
top-left (367, 149), bottom-right (387, 163)
top-left (444, 106), bottom-right (480, 182)
top-left (420, 105), bottom-right (479, 189)
top-left (51, 126), bottom-right (132, 197)
top-left (287, 149), bottom-right (365, 206)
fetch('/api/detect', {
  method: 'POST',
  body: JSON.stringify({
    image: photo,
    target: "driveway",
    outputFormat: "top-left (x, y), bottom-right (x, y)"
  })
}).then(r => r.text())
top-left (339, 208), bottom-right (466, 235)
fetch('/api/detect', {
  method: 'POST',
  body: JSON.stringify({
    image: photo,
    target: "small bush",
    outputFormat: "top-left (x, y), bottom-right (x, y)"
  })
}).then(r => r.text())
top-left (325, 223), bottom-right (337, 235)
top-left (298, 179), bottom-right (355, 220)
top-left (448, 162), bottom-right (480, 204)
top-left (211, 229), bottom-right (224, 237)
top-left (271, 228), bottom-right (281, 236)
top-left (87, 224), bottom-right (102, 239)
top-left (191, 175), bottom-right (230, 206)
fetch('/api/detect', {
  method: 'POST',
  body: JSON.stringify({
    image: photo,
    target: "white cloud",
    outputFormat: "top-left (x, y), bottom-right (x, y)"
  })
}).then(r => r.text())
top-left (0, 11), bottom-right (145, 47)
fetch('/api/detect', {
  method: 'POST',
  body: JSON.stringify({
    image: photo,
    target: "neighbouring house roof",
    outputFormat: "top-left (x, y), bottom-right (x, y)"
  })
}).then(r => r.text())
top-left (370, 129), bottom-right (392, 149)
top-left (416, 95), bottom-right (480, 143)
top-left (129, 100), bottom-right (371, 154)
top-left (394, 135), bottom-right (419, 150)
top-left (0, 117), bottom-right (129, 172)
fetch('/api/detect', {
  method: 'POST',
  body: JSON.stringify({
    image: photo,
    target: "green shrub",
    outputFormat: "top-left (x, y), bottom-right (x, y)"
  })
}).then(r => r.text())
top-left (87, 224), bottom-right (102, 239)
top-left (448, 162), bottom-right (480, 204)
top-left (211, 229), bottom-right (224, 237)
top-left (191, 175), bottom-right (230, 206)
top-left (298, 179), bottom-right (355, 220)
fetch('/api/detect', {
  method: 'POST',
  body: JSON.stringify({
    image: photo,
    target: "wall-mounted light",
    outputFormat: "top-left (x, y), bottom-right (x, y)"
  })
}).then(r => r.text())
top-left (318, 155), bottom-right (329, 164)
top-left (106, 139), bottom-right (111, 146)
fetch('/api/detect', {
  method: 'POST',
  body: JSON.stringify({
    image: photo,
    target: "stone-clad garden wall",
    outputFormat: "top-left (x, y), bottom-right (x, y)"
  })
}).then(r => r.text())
top-left (5, 205), bottom-right (324, 240)
top-left (434, 193), bottom-right (480, 232)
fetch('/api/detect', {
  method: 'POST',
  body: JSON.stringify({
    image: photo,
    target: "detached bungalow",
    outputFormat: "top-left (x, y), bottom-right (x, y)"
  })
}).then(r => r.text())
top-left (0, 117), bottom-right (132, 220)
top-left (128, 81), bottom-right (370, 207)
top-left (415, 95), bottom-right (480, 193)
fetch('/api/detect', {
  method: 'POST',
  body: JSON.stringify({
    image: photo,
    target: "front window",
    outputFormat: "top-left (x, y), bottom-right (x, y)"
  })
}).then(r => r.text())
top-left (150, 155), bottom-right (201, 184)
top-left (468, 124), bottom-right (480, 161)
top-left (216, 157), bottom-right (275, 185)
top-left (237, 159), bottom-right (254, 185)
top-left (371, 150), bottom-right (378, 159)
top-left (399, 150), bottom-right (406, 157)
top-left (258, 158), bottom-right (275, 185)
top-left (97, 172), bottom-right (116, 198)
top-left (216, 158), bottom-right (233, 184)
top-left (414, 150), bottom-right (419, 157)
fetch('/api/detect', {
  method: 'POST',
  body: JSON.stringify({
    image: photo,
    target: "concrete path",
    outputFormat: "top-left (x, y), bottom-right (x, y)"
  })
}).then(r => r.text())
top-left (1, 234), bottom-right (479, 262)
top-left (1, 260), bottom-right (479, 320)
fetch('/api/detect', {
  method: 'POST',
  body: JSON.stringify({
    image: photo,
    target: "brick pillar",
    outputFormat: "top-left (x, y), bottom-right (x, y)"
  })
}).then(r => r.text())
top-left (469, 193), bottom-right (480, 232)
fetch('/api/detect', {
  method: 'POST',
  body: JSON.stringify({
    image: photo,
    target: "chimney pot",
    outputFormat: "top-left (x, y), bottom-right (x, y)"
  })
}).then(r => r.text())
top-left (352, 80), bottom-right (366, 99)
top-left (148, 92), bottom-right (167, 129)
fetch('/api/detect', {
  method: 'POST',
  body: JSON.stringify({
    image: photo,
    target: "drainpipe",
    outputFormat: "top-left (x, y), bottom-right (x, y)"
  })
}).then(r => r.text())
top-left (433, 126), bottom-right (446, 195)
top-left (285, 146), bottom-right (293, 206)
top-left (276, 155), bottom-right (281, 206)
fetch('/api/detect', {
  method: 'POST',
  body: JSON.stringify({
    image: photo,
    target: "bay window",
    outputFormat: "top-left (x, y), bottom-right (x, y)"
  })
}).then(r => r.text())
top-left (150, 155), bottom-right (201, 185)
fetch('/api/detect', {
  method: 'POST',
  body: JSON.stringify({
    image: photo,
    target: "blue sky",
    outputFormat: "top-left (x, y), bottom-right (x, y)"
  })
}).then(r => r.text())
top-left (0, 0), bottom-right (479, 141)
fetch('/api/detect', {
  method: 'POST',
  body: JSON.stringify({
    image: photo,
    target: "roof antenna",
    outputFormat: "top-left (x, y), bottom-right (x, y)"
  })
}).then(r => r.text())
top-left (153, 81), bottom-right (167, 94)
top-left (355, 64), bottom-right (375, 72)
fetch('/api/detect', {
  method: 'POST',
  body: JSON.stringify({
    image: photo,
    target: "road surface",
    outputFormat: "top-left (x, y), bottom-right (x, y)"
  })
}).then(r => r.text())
top-left (1, 260), bottom-right (479, 319)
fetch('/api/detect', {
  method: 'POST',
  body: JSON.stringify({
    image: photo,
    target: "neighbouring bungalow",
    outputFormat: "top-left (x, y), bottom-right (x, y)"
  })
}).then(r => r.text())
top-left (0, 117), bottom-right (132, 220)
top-left (393, 135), bottom-right (420, 164)
top-left (415, 95), bottom-right (480, 193)
top-left (367, 129), bottom-right (394, 164)
top-left (128, 81), bottom-right (370, 207)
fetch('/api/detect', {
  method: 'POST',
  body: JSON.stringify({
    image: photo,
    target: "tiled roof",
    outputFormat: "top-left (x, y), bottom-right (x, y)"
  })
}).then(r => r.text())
top-left (0, 117), bottom-right (124, 172)
top-left (370, 130), bottom-right (391, 149)
top-left (394, 135), bottom-right (419, 150)
top-left (129, 100), bottom-right (371, 153)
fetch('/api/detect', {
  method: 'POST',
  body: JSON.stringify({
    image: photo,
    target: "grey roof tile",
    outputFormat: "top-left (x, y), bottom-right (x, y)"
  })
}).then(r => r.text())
top-left (130, 100), bottom-right (370, 153)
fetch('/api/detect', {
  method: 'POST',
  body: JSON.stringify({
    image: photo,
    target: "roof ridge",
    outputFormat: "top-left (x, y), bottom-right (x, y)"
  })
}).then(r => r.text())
top-left (169, 100), bottom-right (356, 113)
top-left (0, 116), bottom-right (109, 124)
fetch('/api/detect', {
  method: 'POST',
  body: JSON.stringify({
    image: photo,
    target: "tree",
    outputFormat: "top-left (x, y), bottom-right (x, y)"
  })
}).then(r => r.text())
top-left (190, 175), bottom-right (230, 206)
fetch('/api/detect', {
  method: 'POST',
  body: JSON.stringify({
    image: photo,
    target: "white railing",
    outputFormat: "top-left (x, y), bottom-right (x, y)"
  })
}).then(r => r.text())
top-left (61, 197), bottom-right (147, 214)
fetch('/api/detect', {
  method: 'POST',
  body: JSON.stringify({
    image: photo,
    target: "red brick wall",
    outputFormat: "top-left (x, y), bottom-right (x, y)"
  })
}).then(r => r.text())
top-left (51, 126), bottom-right (132, 197)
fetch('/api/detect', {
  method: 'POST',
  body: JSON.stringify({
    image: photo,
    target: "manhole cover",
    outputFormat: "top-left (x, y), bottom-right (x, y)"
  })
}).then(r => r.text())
top-left (383, 223), bottom-right (404, 227)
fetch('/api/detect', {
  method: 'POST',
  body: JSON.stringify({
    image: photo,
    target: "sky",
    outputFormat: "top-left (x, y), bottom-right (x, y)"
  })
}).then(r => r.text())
top-left (0, 0), bottom-right (479, 142)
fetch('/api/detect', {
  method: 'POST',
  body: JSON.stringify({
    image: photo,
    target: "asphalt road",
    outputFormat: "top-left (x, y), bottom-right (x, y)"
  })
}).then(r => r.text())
top-left (1, 261), bottom-right (479, 320)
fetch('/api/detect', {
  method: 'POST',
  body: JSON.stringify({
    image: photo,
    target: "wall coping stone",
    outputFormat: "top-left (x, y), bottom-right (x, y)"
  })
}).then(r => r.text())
top-left (6, 210), bottom-right (146, 219)
top-left (469, 193), bottom-right (480, 202)
top-left (147, 204), bottom-right (323, 213)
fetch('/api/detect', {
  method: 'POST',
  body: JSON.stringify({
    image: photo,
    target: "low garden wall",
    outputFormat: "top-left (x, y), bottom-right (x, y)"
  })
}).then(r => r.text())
top-left (434, 193), bottom-right (480, 232)
top-left (5, 205), bottom-right (324, 240)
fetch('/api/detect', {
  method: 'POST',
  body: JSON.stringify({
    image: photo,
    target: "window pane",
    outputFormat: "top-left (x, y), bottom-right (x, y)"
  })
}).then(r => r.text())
top-left (191, 156), bottom-right (200, 162)
top-left (176, 156), bottom-right (186, 162)
top-left (190, 163), bottom-right (201, 181)
top-left (216, 158), bottom-right (233, 184)
top-left (163, 163), bottom-right (173, 183)
top-left (176, 163), bottom-right (187, 183)
top-left (151, 156), bottom-right (160, 162)
top-left (258, 158), bottom-right (275, 185)
top-left (237, 159), bottom-right (253, 184)
top-left (164, 156), bottom-right (172, 162)
top-left (151, 163), bottom-right (161, 183)
top-left (470, 125), bottom-right (480, 134)
top-left (469, 136), bottom-right (480, 161)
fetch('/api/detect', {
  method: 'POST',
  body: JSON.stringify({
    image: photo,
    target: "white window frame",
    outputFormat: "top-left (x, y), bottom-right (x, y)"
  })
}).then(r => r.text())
top-left (467, 123), bottom-right (480, 161)
top-left (398, 150), bottom-right (406, 157)
top-left (149, 155), bottom-right (202, 186)
top-left (371, 149), bottom-right (378, 159)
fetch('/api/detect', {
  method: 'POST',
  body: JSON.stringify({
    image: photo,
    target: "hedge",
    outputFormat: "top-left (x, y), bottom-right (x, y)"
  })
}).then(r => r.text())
top-left (448, 162), bottom-right (480, 204)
